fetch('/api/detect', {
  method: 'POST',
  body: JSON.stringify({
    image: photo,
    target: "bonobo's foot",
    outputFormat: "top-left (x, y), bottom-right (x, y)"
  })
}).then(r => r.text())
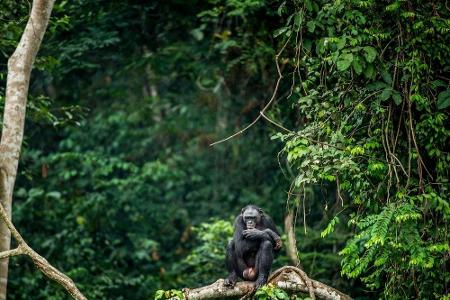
top-left (224, 273), bottom-right (238, 287)
top-left (254, 275), bottom-right (268, 290)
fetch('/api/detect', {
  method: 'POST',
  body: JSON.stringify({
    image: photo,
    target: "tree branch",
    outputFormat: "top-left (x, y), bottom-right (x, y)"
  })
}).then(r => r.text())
top-left (0, 1), bottom-right (87, 299)
top-left (0, 201), bottom-right (87, 300)
top-left (0, 247), bottom-right (24, 260)
top-left (182, 266), bottom-right (351, 300)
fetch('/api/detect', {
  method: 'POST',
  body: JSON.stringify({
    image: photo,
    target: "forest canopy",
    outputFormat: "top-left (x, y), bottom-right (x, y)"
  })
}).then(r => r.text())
top-left (0, 0), bottom-right (449, 299)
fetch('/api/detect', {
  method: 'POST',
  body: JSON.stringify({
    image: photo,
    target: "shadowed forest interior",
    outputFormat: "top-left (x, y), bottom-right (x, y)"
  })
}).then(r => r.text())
top-left (0, 1), bottom-right (449, 299)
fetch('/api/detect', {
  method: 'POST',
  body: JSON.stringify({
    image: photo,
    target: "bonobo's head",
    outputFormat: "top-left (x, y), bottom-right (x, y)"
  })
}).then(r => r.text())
top-left (241, 205), bottom-right (263, 229)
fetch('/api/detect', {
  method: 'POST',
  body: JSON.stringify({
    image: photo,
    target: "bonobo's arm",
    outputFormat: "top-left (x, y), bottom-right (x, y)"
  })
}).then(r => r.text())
top-left (263, 228), bottom-right (282, 251)
top-left (243, 215), bottom-right (282, 250)
top-left (243, 228), bottom-right (272, 240)
top-left (262, 215), bottom-right (282, 250)
top-left (243, 228), bottom-right (282, 250)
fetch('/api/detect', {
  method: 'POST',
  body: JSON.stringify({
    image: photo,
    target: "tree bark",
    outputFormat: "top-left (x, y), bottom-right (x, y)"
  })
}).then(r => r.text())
top-left (284, 212), bottom-right (315, 299)
top-left (0, 0), bottom-right (55, 298)
top-left (284, 212), bottom-right (300, 267)
top-left (182, 266), bottom-right (352, 300)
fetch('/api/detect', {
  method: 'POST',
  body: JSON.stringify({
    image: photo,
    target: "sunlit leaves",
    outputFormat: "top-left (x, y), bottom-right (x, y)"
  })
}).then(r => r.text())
top-left (349, 146), bottom-right (365, 156)
top-left (337, 53), bottom-right (354, 71)
top-left (255, 284), bottom-right (289, 300)
top-left (274, 0), bottom-right (450, 297)
top-left (367, 161), bottom-right (385, 177)
top-left (385, 1), bottom-right (400, 12)
top-left (363, 46), bottom-right (377, 63)
top-left (321, 216), bottom-right (340, 238)
top-left (352, 57), bottom-right (363, 75)
top-left (154, 289), bottom-right (184, 300)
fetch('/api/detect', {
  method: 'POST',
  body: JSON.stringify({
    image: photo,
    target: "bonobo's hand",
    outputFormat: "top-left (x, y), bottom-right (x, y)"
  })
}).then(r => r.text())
top-left (243, 228), bottom-right (262, 239)
top-left (274, 238), bottom-right (282, 250)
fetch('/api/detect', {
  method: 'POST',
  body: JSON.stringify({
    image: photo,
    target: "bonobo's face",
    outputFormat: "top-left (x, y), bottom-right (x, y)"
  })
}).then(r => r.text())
top-left (242, 207), bottom-right (261, 229)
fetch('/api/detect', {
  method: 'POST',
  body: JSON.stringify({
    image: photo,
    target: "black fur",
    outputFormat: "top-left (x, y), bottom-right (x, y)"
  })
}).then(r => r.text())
top-left (224, 205), bottom-right (281, 289)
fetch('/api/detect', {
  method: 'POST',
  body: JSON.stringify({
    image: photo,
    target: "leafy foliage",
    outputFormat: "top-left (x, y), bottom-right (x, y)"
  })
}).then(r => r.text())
top-left (275, 0), bottom-right (450, 297)
top-left (255, 284), bottom-right (289, 300)
top-left (170, 220), bottom-right (233, 287)
top-left (154, 289), bottom-right (184, 300)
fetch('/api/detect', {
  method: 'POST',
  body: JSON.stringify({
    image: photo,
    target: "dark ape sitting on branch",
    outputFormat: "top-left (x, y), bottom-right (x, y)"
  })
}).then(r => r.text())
top-left (225, 205), bottom-right (282, 289)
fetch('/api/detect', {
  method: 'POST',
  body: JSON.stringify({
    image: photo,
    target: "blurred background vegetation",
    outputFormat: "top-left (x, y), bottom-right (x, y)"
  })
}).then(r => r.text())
top-left (0, 0), bottom-right (448, 299)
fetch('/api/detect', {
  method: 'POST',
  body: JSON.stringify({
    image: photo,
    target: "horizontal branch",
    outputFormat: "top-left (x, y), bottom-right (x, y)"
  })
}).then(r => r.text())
top-left (182, 266), bottom-right (352, 300)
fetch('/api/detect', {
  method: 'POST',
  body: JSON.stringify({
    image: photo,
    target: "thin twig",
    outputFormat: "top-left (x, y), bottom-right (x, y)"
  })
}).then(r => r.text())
top-left (259, 112), bottom-right (293, 133)
top-left (381, 115), bottom-right (392, 202)
top-left (210, 32), bottom-right (293, 146)
top-left (392, 99), bottom-right (405, 151)
top-left (336, 177), bottom-right (344, 206)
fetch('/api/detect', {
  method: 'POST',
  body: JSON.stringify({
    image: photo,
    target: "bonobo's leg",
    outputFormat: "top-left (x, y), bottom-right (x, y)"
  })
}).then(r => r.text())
top-left (225, 240), bottom-right (239, 287)
top-left (254, 240), bottom-right (273, 289)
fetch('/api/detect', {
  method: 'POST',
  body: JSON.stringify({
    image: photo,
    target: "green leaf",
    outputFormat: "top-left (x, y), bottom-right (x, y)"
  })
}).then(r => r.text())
top-left (321, 216), bottom-right (340, 238)
top-left (386, 1), bottom-right (400, 11)
top-left (46, 191), bottom-right (62, 199)
top-left (294, 12), bottom-right (303, 28)
top-left (363, 46), bottom-right (377, 63)
top-left (437, 90), bottom-right (450, 109)
top-left (316, 39), bottom-right (325, 55)
top-left (352, 58), bottom-right (363, 75)
top-left (307, 20), bottom-right (316, 33)
top-left (381, 70), bottom-right (393, 84)
top-left (337, 53), bottom-right (354, 71)
top-left (273, 27), bottom-right (290, 38)
top-left (337, 37), bottom-right (346, 50)
top-left (431, 80), bottom-right (447, 88)
top-left (277, 1), bottom-right (287, 16)
top-left (367, 81), bottom-right (388, 91)
top-left (392, 90), bottom-right (402, 105)
top-left (190, 28), bottom-right (204, 41)
top-left (363, 64), bottom-right (375, 79)
top-left (379, 88), bottom-right (392, 101)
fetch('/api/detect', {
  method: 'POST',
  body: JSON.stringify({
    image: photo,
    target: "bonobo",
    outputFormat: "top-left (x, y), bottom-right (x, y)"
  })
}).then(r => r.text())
top-left (224, 205), bottom-right (282, 289)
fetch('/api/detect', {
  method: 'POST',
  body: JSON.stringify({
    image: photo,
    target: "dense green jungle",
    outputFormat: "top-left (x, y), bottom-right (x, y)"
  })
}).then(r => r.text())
top-left (0, 0), bottom-right (449, 299)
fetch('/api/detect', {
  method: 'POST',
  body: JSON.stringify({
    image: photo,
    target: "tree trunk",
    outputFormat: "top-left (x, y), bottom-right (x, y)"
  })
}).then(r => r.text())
top-left (284, 212), bottom-right (301, 267)
top-left (0, 0), bottom-right (55, 298)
